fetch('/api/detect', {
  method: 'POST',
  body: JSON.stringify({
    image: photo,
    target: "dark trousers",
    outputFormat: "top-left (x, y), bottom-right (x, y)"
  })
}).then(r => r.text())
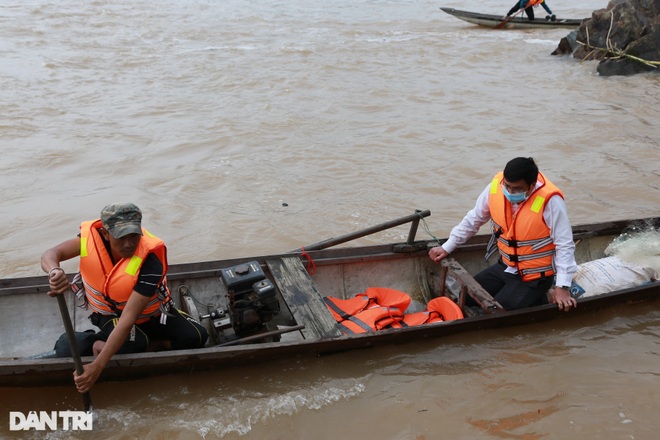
top-left (91, 308), bottom-right (208, 354)
top-left (470, 261), bottom-right (553, 310)
top-left (508, 5), bottom-right (535, 20)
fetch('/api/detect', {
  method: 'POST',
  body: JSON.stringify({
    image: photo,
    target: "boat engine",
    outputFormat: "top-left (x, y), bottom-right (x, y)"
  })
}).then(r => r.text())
top-left (220, 261), bottom-right (280, 336)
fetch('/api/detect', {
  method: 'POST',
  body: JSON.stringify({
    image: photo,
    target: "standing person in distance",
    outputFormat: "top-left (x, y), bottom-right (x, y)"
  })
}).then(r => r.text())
top-left (428, 157), bottom-right (577, 311)
top-left (506, 0), bottom-right (556, 21)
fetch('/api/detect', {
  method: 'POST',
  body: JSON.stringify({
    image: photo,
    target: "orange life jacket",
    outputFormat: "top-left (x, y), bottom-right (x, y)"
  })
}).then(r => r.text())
top-left (337, 305), bottom-right (405, 334)
top-left (394, 296), bottom-right (464, 327)
top-left (397, 310), bottom-right (443, 327)
top-left (324, 287), bottom-right (411, 334)
top-left (487, 171), bottom-right (563, 282)
top-left (324, 294), bottom-right (371, 322)
top-left (324, 288), bottom-right (464, 333)
top-left (324, 287), bottom-right (411, 321)
top-left (79, 219), bottom-right (172, 324)
top-left (526, 0), bottom-right (545, 6)
top-left (427, 296), bottom-right (464, 321)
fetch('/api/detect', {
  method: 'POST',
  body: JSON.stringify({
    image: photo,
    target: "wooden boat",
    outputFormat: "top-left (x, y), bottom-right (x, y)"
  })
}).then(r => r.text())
top-left (440, 7), bottom-right (585, 30)
top-left (1, 211), bottom-right (658, 387)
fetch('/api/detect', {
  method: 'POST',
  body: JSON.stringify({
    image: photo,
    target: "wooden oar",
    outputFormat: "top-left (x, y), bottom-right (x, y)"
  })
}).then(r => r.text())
top-left (495, 9), bottom-right (523, 29)
top-left (56, 293), bottom-right (93, 411)
top-left (217, 324), bottom-right (305, 347)
top-left (291, 209), bottom-right (431, 252)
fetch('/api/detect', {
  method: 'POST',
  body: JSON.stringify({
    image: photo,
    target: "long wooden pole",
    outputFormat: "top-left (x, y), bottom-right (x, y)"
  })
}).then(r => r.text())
top-left (495, 9), bottom-right (524, 29)
top-left (56, 294), bottom-right (93, 411)
top-left (291, 209), bottom-right (431, 252)
top-left (217, 324), bottom-right (306, 347)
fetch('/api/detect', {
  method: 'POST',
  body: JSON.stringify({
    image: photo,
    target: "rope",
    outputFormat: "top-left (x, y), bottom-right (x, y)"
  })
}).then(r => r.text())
top-left (300, 246), bottom-right (317, 275)
top-left (418, 215), bottom-right (443, 246)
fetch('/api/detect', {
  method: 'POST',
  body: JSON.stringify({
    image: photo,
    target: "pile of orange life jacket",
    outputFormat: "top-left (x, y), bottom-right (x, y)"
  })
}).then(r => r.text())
top-left (324, 287), bottom-right (463, 334)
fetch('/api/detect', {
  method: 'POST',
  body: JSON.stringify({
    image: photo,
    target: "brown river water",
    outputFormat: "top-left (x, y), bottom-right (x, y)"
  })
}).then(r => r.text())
top-left (1, 0), bottom-right (659, 438)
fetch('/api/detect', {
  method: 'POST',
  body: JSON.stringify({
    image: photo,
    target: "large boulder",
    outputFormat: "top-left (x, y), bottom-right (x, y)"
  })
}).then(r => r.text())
top-left (552, 0), bottom-right (660, 76)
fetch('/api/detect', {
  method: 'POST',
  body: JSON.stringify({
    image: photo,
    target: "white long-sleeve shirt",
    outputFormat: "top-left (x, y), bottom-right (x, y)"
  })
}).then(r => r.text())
top-left (441, 180), bottom-right (577, 287)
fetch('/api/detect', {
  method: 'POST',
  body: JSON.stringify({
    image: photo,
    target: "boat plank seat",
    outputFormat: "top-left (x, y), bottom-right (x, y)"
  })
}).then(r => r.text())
top-left (433, 257), bottom-right (505, 313)
top-left (266, 257), bottom-right (343, 340)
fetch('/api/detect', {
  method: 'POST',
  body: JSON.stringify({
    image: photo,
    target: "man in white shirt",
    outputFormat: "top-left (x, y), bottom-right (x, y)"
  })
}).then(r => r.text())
top-left (428, 157), bottom-right (577, 311)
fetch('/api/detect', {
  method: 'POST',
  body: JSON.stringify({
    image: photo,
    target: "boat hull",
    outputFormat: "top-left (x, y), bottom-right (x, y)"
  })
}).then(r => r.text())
top-left (3, 283), bottom-right (658, 387)
top-left (1, 215), bottom-right (658, 387)
top-left (440, 7), bottom-right (585, 30)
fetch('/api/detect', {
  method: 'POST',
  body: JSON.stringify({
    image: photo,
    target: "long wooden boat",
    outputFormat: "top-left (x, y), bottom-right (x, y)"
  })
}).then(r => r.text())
top-left (440, 7), bottom-right (585, 30)
top-left (1, 211), bottom-right (658, 387)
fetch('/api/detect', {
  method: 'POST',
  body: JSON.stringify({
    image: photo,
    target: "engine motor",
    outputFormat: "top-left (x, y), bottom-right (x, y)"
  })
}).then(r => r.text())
top-left (220, 261), bottom-right (280, 336)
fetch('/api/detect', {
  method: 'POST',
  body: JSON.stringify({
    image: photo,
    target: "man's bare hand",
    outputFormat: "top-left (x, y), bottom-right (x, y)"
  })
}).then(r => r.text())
top-left (47, 268), bottom-right (70, 297)
top-left (428, 246), bottom-right (449, 263)
top-left (549, 286), bottom-right (577, 311)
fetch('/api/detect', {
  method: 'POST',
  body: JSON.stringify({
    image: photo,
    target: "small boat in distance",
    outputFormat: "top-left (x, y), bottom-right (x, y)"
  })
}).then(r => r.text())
top-left (440, 7), bottom-right (585, 30)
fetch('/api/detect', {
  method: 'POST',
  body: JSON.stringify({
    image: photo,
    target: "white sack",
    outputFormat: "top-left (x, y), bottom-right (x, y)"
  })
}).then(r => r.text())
top-left (570, 255), bottom-right (655, 298)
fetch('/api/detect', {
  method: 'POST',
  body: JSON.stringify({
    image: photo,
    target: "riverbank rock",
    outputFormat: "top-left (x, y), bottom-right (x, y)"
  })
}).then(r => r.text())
top-left (552, 0), bottom-right (660, 76)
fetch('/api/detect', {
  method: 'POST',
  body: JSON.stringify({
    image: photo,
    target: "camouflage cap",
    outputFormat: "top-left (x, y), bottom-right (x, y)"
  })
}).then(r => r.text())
top-left (100, 202), bottom-right (143, 239)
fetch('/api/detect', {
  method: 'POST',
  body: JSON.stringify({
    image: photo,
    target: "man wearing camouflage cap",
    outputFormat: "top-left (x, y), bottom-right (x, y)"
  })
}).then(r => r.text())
top-left (42, 202), bottom-right (208, 393)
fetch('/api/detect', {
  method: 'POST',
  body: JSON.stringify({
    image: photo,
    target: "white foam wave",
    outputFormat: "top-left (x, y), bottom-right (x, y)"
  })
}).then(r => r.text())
top-left (178, 378), bottom-right (367, 437)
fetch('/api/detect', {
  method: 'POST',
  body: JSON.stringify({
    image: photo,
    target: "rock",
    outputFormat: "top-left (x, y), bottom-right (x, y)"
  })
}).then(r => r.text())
top-left (597, 24), bottom-right (660, 74)
top-left (552, 0), bottom-right (660, 76)
top-left (551, 31), bottom-right (578, 55)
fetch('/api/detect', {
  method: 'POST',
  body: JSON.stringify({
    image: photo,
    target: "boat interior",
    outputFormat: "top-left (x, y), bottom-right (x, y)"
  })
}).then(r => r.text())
top-left (0, 211), bottom-right (647, 359)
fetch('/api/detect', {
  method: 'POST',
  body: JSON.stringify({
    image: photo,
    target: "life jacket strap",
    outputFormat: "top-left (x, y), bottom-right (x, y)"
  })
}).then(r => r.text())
top-left (501, 248), bottom-right (555, 263)
top-left (82, 277), bottom-right (124, 315)
top-left (520, 265), bottom-right (555, 276)
top-left (485, 223), bottom-right (503, 260)
top-left (497, 235), bottom-right (553, 249)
